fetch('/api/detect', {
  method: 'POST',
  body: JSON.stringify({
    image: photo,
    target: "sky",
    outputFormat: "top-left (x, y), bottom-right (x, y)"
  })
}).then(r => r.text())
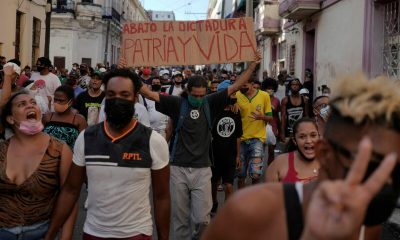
top-left (140, 0), bottom-right (209, 21)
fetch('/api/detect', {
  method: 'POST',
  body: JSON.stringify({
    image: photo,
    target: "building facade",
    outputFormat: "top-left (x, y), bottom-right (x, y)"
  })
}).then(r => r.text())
top-left (50, 0), bottom-right (149, 71)
top-left (147, 11), bottom-right (175, 21)
top-left (0, 0), bottom-right (46, 67)
top-left (254, 0), bottom-right (394, 97)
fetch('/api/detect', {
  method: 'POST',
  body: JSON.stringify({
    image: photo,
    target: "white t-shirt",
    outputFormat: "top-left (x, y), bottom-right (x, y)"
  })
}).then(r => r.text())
top-left (30, 72), bottom-right (61, 101)
top-left (98, 100), bottom-right (151, 127)
top-left (73, 130), bottom-right (169, 238)
top-left (146, 99), bottom-right (169, 138)
top-left (166, 84), bottom-right (184, 96)
top-left (275, 84), bottom-right (286, 103)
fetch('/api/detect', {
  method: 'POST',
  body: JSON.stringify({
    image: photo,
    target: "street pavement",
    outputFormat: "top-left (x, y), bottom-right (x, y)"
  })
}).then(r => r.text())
top-left (72, 184), bottom-right (400, 240)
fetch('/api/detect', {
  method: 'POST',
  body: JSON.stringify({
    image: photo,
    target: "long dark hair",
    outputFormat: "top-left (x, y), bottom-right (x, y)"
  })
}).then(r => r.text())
top-left (1, 91), bottom-right (30, 130)
top-left (287, 118), bottom-right (318, 152)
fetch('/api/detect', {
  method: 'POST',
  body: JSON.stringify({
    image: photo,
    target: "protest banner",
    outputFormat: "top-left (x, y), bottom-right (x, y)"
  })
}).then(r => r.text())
top-left (122, 17), bottom-right (257, 66)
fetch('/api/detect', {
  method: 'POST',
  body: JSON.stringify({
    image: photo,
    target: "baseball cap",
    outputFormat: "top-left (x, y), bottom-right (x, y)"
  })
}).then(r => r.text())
top-left (217, 80), bottom-right (231, 92)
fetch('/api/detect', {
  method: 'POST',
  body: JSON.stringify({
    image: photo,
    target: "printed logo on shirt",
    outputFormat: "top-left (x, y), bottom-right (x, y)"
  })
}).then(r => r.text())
top-left (217, 117), bottom-right (236, 138)
top-left (190, 110), bottom-right (200, 119)
top-left (256, 104), bottom-right (262, 112)
top-left (122, 153), bottom-right (142, 161)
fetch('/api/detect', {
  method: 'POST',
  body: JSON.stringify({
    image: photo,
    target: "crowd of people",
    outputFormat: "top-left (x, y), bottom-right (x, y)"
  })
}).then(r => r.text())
top-left (0, 53), bottom-right (399, 240)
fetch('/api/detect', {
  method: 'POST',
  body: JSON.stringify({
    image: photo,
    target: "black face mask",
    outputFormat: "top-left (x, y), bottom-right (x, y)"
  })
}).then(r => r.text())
top-left (80, 69), bottom-right (87, 74)
top-left (229, 98), bottom-right (237, 105)
top-left (240, 88), bottom-right (249, 94)
top-left (151, 84), bottom-right (161, 92)
top-left (36, 66), bottom-right (45, 72)
top-left (104, 98), bottom-right (135, 129)
top-left (363, 162), bottom-right (400, 226)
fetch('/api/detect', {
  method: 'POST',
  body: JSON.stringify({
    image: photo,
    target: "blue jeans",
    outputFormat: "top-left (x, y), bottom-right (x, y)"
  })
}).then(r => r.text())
top-left (0, 220), bottom-right (49, 240)
top-left (238, 139), bottom-right (264, 179)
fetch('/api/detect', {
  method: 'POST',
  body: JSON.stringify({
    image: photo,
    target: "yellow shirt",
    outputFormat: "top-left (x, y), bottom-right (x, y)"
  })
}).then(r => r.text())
top-left (236, 89), bottom-right (272, 142)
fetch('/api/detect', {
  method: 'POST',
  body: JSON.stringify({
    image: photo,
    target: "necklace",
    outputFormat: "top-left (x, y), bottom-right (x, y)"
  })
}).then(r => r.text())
top-left (313, 168), bottom-right (318, 174)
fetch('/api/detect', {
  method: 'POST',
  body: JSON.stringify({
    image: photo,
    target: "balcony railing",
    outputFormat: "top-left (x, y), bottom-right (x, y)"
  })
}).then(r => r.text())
top-left (76, 2), bottom-right (102, 19)
top-left (279, 0), bottom-right (321, 20)
top-left (255, 1), bottom-right (281, 35)
top-left (52, 0), bottom-right (75, 13)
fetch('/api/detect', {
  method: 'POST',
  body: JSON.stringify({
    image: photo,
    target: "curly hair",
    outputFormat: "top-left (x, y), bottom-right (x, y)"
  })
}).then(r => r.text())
top-left (327, 74), bottom-right (400, 133)
top-left (103, 68), bottom-right (142, 94)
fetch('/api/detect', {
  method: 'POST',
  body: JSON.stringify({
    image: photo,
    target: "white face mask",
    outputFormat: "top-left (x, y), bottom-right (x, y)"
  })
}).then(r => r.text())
top-left (319, 105), bottom-right (330, 122)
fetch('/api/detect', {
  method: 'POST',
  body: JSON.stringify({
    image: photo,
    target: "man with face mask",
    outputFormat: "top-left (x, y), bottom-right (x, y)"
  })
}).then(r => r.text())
top-left (262, 78), bottom-right (281, 164)
top-left (280, 78), bottom-right (309, 143)
top-left (139, 52), bottom-right (262, 240)
top-left (166, 71), bottom-right (185, 96)
top-left (30, 57), bottom-right (61, 111)
top-left (44, 69), bottom-right (170, 240)
top-left (74, 72), bottom-right (105, 126)
top-left (236, 77), bottom-right (273, 188)
top-left (77, 63), bottom-right (91, 89)
top-left (203, 75), bottom-right (400, 240)
top-left (313, 95), bottom-right (330, 136)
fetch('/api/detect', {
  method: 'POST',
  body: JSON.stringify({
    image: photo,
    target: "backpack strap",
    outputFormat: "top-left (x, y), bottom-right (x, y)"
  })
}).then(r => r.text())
top-left (170, 99), bottom-right (189, 162)
top-left (283, 183), bottom-right (304, 240)
top-left (203, 97), bottom-right (212, 130)
top-left (168, 85), bottom-right (174, 95)
top-left (141, 95), bottom-right (148, 110)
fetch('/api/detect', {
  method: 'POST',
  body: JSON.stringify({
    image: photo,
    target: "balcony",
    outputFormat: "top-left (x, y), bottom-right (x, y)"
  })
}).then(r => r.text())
top-left (255, 1), bottom-right (281, 36)
top-left (279, 0), bottom-right (321, 20)
top-left (76, 2), bottom-right (102, 20)
top-left (52, 0), bottom-right (75, 13)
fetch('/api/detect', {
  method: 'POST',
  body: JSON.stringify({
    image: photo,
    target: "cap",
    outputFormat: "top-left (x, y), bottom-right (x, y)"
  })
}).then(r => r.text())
top-left (173, 71), bottom-right (183, 77)
top-left (217, 80), bottom-right (231, 92)
top-left (143, 68), bottom-right (151, 75)
top-left (3, 62), bottom-right (21, 75)
top-left (299, 88), bottom-right (309, 95)
top-left (159, 69), bottom-right (169, 76)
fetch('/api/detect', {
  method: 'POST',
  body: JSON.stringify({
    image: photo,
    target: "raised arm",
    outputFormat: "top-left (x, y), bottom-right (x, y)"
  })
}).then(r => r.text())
top-left (1, 65), bottom-right (15, 108)
top-left (227, 51), bottom-right (262, 96)
top-left (140, 85), bottom-right (160, 102)
top-left (117, 56), bottom-right (161, 102)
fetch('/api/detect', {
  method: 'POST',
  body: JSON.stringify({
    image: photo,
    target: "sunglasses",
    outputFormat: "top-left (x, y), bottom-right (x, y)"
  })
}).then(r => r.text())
top-left (327, 138), bottom-right (400, 186)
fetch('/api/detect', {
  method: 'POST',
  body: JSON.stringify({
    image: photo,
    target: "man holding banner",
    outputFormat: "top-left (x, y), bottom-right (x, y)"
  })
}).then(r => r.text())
top-left (139, 51), bottom-right (261, 239)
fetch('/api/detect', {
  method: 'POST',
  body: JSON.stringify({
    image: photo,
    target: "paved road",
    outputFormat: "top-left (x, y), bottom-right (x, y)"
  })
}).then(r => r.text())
top-left (72, 184), bottom-right (400, 240)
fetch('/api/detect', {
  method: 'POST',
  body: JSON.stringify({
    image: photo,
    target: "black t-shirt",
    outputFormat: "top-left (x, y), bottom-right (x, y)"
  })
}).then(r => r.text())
top-left (74, 91), bottom-right (105, 121)
top-left (212, 110), bottom-right (242, 160)
top-left (156, 89), bottom-right (228, 167)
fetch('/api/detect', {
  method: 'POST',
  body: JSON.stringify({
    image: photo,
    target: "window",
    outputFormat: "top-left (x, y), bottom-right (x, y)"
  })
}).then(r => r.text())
top-left (279, 41), bottom-right (286, 60)
top-left (81, 58), bottom-right (92, 67)
top-left (15, 11), bottom-right (22, 60)
top-left (383, 1), bottom-right (400, 78)
top-left (289, 45), bottom-right (296, 75)
top-left (32, 18), bottom-right (41, 66)
top-left (168, 15), bottom-right (170, 18)
top-left (81, 0), bottom-right (93, 3)
top-left (156, 14), bottom-right (158, 18)
top-left (54, 56), bottom-right (66, 70)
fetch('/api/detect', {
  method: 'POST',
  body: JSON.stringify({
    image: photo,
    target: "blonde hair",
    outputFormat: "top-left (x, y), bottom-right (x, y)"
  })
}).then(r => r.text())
top-left (329, 74), bottom-right (400, 131)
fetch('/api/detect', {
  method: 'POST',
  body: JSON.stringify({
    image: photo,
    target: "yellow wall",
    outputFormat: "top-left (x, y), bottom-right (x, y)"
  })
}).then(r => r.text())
top-left (0, 0), bottom-right (46, 67)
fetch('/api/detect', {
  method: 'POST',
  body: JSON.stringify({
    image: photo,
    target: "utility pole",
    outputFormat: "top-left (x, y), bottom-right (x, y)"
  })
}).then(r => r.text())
top-left (104, 19), bottom-right (111, 65)
top-left (44, 0), bottom-right (52, 58)
top-left (244, 0), bottom-right (253, 68)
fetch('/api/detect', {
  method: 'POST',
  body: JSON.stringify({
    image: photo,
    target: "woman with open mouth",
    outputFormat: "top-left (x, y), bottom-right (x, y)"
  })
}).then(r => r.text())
top-left (0, 92), bottom-right (76, 239)
top-left (266, 118), bottom-right (320, 183)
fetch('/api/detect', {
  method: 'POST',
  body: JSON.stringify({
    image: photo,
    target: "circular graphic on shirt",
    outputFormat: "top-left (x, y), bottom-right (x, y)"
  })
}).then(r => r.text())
top-left (190, 110), bottom-right (200, 119)
top-left (217, 117), bottom-right (235, 138)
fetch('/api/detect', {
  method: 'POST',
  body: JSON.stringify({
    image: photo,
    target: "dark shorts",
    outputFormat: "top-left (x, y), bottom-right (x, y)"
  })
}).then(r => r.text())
top-left (211, 151), bottom-right (236, 184)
